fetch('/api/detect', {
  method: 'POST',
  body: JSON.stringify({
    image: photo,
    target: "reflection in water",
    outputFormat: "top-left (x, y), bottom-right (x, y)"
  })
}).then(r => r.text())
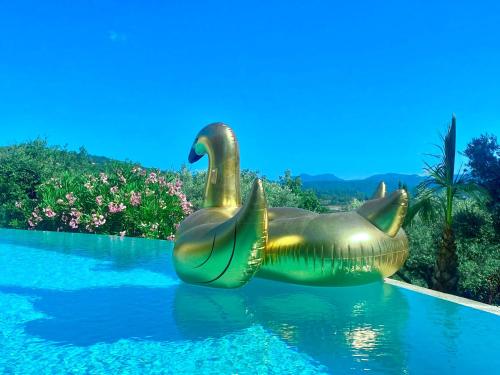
top-left (1, 229), bottom-right (411, 373)
top-left (174, 279), bottom-right (410, 374)
top-left (0, 228), bottom-right (174, 274)
top-left (347, 327), bottom-right (378, 350)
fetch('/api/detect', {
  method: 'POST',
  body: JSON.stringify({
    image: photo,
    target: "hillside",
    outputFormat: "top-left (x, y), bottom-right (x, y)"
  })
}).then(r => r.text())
top-left (300, 173), bottom-right (425, 204)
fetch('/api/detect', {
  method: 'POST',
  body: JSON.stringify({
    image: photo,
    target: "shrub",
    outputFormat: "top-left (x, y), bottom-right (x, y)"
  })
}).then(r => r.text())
top-left (26, 166), bottom-right (192, 240)
top-left (399, 218), bottom-right (440, 287)
top-left (0, 139), bottom-right (126, 228)
top-left (458, 241), bottom-right (500, 305)
top-left (400, 197), bottom-right (500, 305)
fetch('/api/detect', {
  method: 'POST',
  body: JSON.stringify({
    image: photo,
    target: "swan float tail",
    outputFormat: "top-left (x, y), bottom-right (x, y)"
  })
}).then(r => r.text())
top-left (372, 181), bottom-right (386, 199)
top-left (357, 188), bottom-right (408, 237)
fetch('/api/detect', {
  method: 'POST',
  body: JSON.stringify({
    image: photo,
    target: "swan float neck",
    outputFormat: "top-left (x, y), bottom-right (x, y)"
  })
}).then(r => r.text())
top-left (189, 123), bottom-right (241, 208)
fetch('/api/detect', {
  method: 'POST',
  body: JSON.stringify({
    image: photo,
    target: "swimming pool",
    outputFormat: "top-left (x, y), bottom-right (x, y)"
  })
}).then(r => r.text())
top-left (0, 229), bottom-right (498, 374)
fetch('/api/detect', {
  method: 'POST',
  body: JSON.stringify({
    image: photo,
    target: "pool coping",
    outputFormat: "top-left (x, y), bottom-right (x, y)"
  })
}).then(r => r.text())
top-left (385, 278), bottom-right (500, 316)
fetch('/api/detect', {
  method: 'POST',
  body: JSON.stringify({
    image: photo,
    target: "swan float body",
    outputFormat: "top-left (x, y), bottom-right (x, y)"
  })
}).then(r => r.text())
top-left (173, 123), bottom-right (409, 288)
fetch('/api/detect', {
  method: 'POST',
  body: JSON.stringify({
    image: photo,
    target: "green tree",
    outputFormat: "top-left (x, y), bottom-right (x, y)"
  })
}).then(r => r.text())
top-left (279, 170), bottom-right (327, 213)
top-left (411, 115), bottom-right (486, 293)
top-left (464, 134), bottom-right (500, 234)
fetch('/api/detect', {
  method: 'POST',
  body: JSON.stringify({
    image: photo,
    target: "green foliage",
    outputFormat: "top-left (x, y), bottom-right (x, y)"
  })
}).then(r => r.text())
top-left (401, 198), bottom-right (500, 305)
top-left (458, 241), bottom-right (500, 305)
top-left (178, 168), bottom-right (324, 212)
top-left (407, 116), bottom-right (488, 294)
top-left (399, 124), bottom-right (499, 304)
top-left (240, 170), bottom-right (301, 208)
top-left (417, 115), bottom-right (485, 227)
top-left (345, 198), bottom-right (364, 211)
top-left (464, 134), bottom-right (500, 234)
top-left (0, 139), bottom-right (136, 227)
top-left (279, 170), bottom-right (327, 212)
top-left (464, 134), bottom-right (500, 199)
top-left (177, 165), bottom-right (206, 210)
top-left (327, 192), bottom-right (366, 206)
top-left (0, 141), bottom-right (191, 240)
top-left (399, 218), bottom-right (439, 287)
top-left (28, 166), bottom-right (191, 240)
top-left (452, 199), bottom-right (490, 239)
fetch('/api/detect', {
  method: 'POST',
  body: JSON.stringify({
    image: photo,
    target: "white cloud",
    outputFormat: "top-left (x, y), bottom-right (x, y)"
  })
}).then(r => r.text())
top-left (108, 30), bottom-right (127, 43)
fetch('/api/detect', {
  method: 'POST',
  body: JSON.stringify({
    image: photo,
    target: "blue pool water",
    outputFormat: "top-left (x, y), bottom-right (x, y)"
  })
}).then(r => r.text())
top-left (0, 229), bottom-right (498, 374)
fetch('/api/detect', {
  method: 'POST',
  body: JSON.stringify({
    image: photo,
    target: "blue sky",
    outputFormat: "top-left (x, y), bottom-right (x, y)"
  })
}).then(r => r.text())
top-left (1, 1), bottom-right (499, 179)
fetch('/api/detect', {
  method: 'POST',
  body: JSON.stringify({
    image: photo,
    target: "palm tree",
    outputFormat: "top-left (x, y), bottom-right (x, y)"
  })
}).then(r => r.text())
top-left (410, 115), bottom-right (485, 293)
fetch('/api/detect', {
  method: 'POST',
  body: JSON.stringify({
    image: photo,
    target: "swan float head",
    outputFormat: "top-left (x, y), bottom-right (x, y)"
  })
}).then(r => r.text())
top-left (173, 123), bottom-right (409, 288)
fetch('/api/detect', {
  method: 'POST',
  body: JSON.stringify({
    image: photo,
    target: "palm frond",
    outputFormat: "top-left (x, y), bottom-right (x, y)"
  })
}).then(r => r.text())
top-left (456, 182), bottom-right (490, 203)
top-left (406, 190), bottom-right (442, 225)
top-left (443, 114), bottom-right (456, 184)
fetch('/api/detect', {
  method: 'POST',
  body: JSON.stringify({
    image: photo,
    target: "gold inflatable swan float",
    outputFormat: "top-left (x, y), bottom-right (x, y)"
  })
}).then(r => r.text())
top-left (173, 123), bottom-right (409, 288)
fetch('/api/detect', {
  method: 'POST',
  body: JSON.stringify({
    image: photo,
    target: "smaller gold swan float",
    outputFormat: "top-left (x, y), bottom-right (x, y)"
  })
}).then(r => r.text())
top-left (173, 123), bottom-right (409, 288)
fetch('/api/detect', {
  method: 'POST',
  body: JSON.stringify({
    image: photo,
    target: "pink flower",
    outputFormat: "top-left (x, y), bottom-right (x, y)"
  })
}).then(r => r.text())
top-left (166, 182), bottom-right (177, 196)
top-left (99, 172), bottom-right (109, 184)
top-left (181, 200), bottom-right (193, 215)
top-left (69, 208), bottom-right (82, 229)
top-left (91, 213), bottom-right (106, 227)
top-left (166, 179), bottom-right (193, 214)
top-left (43, 207), bottom-right (56, 218)
top-left (145, 172), bottom-right (158, 184)
top-left (119, 230), bottom-right (126, 238)
top-left (70, 208), bottom-right (82, 219)
top-left (110, 186), bottom-right (119, 194)
top-left (96, 195), bottom-right (104, 206)
top-left (130, 191), bottom-right (141, 206)
top-left (108, 202), bottom-right (126, 213)
top-left (65, 192), bottom-right (76, 205)
top-left (84, 182), bottom-right (93, 191)
top-left (30, 208), bottom-right (43, 226)
top-left (167, 234), bottom-right (175, 241)
top-left (150, 223), bottom-right (159, 231)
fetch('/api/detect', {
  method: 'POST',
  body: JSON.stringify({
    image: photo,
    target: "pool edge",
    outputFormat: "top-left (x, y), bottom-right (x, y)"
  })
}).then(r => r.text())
top-left (384, 278), bottom-right (500, 316)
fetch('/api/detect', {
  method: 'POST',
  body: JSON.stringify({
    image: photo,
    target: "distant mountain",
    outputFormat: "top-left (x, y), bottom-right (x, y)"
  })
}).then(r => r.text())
top-left (300, 173), bottom-right (343, 182)
top-left (363, 173), bottom-right (425, 190)
top-left (301, 173), bottom-right (425, 204)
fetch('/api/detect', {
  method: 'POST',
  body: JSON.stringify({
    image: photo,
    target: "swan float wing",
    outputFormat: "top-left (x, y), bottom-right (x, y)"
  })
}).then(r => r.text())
top-left (174, 179), bottom-right (268, 288)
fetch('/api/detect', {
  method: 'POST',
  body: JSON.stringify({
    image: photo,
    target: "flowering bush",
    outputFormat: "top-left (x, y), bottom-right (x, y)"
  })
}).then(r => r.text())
top-left (26, 166), bottom-right (192, 240)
